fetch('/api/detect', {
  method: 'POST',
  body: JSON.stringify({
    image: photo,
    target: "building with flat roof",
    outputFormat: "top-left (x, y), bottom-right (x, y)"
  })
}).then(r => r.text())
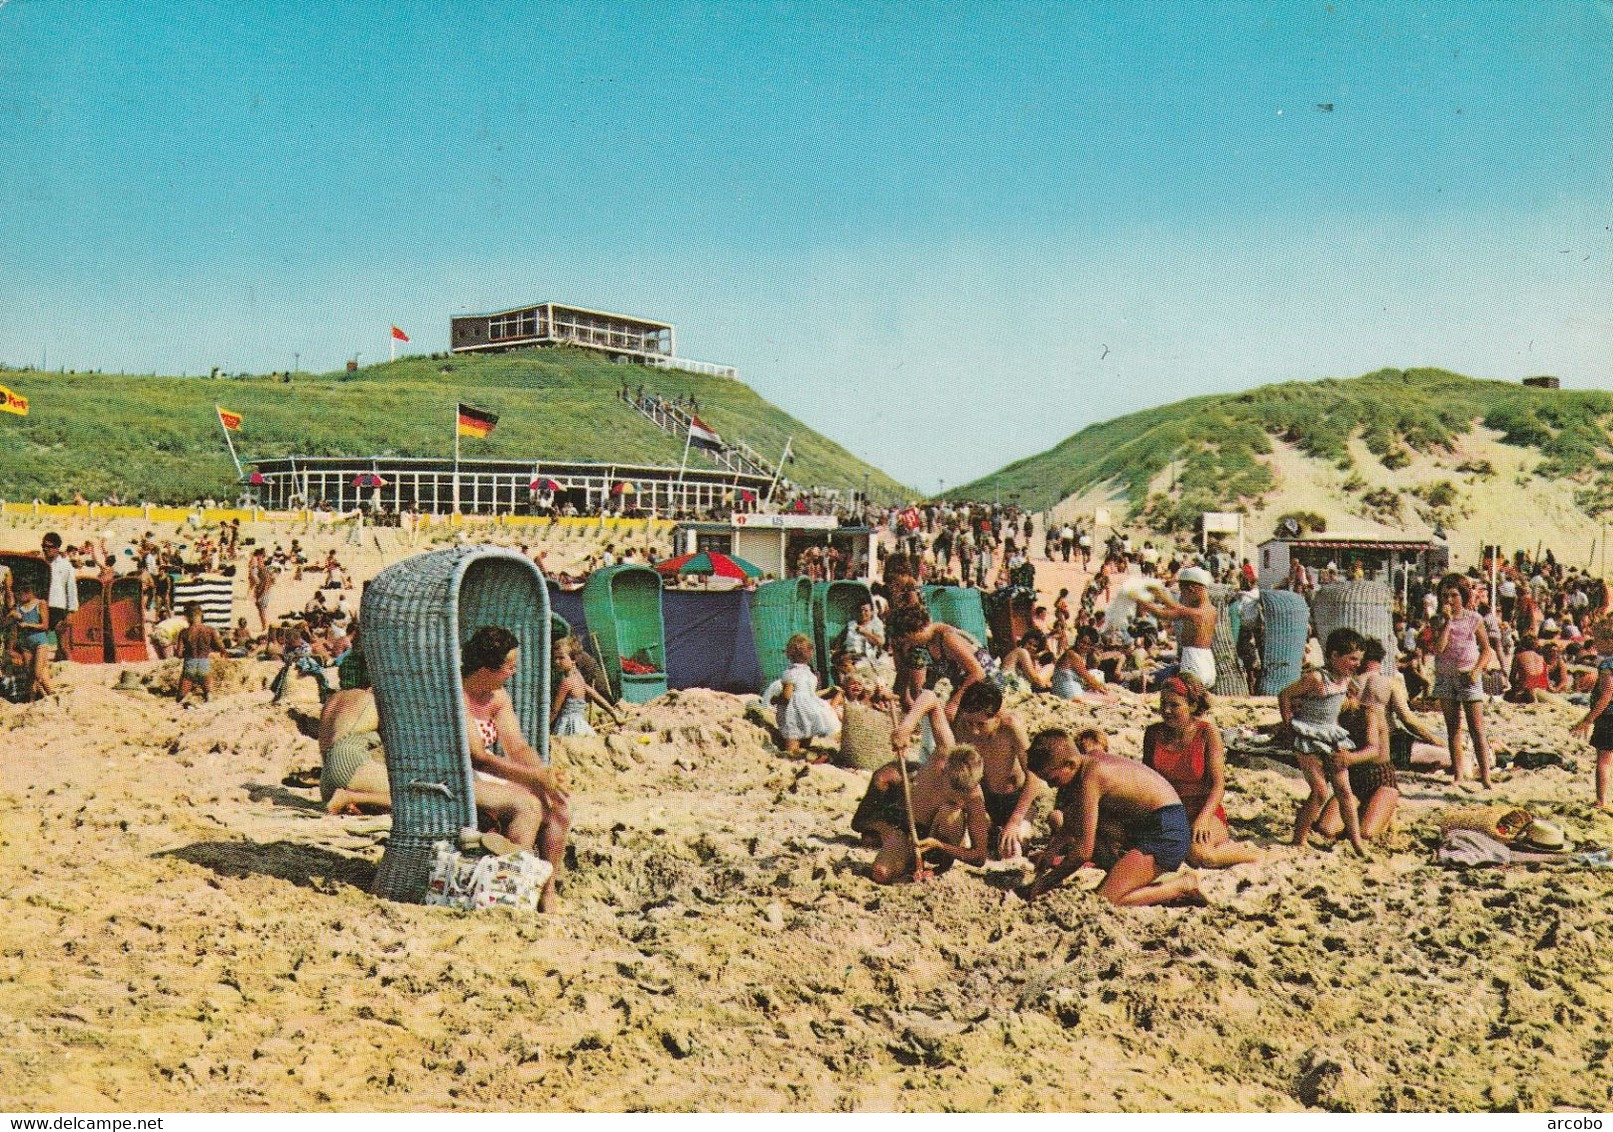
top-left (451, 301), bottom-right (674, 362)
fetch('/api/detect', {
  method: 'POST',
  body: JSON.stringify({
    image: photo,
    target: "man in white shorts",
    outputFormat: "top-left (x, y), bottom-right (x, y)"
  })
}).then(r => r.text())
top-left (1139, 565), bottom-right (1219, 687)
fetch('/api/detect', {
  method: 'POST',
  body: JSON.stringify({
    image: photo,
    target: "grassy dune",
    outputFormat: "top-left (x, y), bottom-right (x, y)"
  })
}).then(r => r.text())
top-left (0, 349), bottom-right (908, 504)
top-left (953, 368), bottom-right (1606, 528)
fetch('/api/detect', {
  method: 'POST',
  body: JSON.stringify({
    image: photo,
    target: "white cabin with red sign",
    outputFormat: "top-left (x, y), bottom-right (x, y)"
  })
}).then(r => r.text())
top-left (672, 515), bottom-right (876, 581)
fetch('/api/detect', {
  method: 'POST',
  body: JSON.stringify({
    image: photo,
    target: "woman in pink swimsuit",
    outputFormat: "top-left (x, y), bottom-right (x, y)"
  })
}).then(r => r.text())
top-left (462, 625), bottom-right (571, 912)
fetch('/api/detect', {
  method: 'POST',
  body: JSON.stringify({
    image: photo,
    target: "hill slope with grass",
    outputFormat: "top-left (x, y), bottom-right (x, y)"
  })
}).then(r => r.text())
top-left (954, 368), bottom-right (1613, 554)
top-left (0, 348), bottom-right (908, 504)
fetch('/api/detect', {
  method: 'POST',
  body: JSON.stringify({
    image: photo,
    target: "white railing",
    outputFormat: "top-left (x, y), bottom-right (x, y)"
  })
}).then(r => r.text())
top-left (646, 355), bottom-right (738, 379)
top-left (625, 393), bottom-right (776, 479)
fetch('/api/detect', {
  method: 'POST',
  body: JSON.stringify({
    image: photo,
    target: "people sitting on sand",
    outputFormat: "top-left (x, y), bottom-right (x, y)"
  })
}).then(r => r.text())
top-left (1506, 635), bottom-right (1549, 703)
top-left (175, 602), bottom-right (226, 705)
top-left (852, 744), bottom-right (990, 884)
top-left (1050, 625), bottom-right (1114, 701)
top-left (6, 579), bottom-right (55, 699)
top-left (770, 633), bottom-right (840, 759)
top-left (952, 682), bottom-right (1044, 860)
top-left (1000, 628), bottom-right (1052, 693)
top-left (1281, 627), bottom-right (1374, 856)
top-left (1142, 673), bottom-right (1260, 867)
top-left (1022, 728), bottom-right (1204, 906)
top-left (551, 638), bottom-right (623, 736)
top-left (320, 687), bottom-right (390, 814)
top-left (462, 626), bottom-right (570, 913)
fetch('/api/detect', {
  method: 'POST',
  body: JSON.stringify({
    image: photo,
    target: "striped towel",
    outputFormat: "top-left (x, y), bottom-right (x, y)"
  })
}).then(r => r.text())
top-left (171, 575), bottom-right (235, 630)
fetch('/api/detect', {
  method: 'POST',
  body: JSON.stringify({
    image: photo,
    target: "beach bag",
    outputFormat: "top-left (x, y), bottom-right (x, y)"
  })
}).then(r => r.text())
top-left (424, 840), bottom-right (554, 911)
top-left (1438, 805), bottom-right (1532, 844)
top-left (1481, 668), bottom-right (1507, 697)
top-left (837, 701), bottom-right (894, 771)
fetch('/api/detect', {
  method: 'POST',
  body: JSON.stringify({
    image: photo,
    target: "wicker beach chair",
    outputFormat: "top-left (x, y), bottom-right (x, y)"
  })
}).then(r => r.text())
top-left (1311, 580), bottom-right (1396, 668)
top-left (1207, 589), bottom-right (1250, 697)
top-left (751, 577), bottom-right (812, 692)
top-left (1259, 588), bottom-right (1310, 696)
top-left (924, 586), bottom-right (991, 651)
top-left (811, 579), bottom-right (873, 688)
top-left (362, 546), bottom-right (552, 904)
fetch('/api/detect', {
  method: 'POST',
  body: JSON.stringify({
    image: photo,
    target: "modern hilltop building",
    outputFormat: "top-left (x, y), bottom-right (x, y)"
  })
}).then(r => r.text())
top-left (449, 300), bottom-right (737, 378)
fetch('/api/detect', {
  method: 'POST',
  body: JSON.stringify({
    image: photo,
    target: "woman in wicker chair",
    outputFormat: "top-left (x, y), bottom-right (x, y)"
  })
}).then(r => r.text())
top-left (462, 626), bottom-right (571, 913)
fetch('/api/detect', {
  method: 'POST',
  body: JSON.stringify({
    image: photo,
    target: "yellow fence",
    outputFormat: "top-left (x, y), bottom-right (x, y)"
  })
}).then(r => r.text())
top-left (1, 501), bottom-right (671, 535)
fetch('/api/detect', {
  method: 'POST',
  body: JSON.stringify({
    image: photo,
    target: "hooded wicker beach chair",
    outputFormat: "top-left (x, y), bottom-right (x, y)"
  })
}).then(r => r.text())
top-left (1207, 588), bottom-right (1250, 697)
top-left (582, 563), bottom-right (667, 703)
top-left (924, 586), bottom-right (991, 652)
top-left (1311, 580), bottom-right (1396, 668)
top-left (1259, 588), bottom-right (1310, 696)
top-left (362, 546), bottom-right (551, 904)
top-left (811, 579), bottom-right (873, 688)
top-left (751, 577), bottom-right (812, 691)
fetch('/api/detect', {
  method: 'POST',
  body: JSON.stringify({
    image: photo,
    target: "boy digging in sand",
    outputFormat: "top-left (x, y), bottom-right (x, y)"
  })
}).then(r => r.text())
top-left (852, 744), bottom-right (991, 884)
top-left (952, 681), bottom-right (1043, 860)
top-left (1022, 728), bottom-right (1204, 906)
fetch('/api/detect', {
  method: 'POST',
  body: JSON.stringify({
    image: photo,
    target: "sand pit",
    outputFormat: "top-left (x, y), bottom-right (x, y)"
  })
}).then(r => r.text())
top-left (2, 664), bottom-right (1611, 1113)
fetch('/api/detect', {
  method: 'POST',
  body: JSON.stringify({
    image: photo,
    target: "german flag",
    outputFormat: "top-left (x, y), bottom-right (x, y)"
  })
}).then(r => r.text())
top-left (217, 405), bottom-right (242, 432)
top-left (457, 402), bottom-right (498, 439)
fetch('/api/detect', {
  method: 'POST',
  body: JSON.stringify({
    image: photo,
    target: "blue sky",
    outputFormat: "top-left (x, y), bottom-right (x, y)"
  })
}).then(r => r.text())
top-left (1, 1), bottom-right (1610, 490)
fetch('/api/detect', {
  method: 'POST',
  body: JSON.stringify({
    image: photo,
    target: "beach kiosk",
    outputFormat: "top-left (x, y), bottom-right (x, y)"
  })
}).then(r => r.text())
top-left (1257, 531), bottom-right (1439, 591)
top-left (582, 563), bottom-right (668, 703)
top-left (671, 514), bottom-right (876, 581)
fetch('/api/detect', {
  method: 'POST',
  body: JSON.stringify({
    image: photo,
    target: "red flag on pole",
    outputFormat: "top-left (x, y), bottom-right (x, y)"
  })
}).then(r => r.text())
top-left (391, 325), bottom-right (410, 342)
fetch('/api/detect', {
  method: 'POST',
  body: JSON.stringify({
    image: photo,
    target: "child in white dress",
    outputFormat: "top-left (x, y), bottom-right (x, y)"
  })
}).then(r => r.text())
top-left (771, 633), bottom-right (840, 758)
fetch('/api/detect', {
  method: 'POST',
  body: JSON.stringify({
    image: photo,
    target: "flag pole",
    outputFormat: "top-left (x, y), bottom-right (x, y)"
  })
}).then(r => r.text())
top-left (765, 436), bottom-right (792, 503)
top-left (390, 334), bottom-right (396, 363)
top-left (215, 405), bottom-right (244, 480)
top-left (452, 402), bottom-right (461, 515)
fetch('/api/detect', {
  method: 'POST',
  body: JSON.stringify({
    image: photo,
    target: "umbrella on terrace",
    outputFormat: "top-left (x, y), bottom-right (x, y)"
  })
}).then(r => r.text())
top-left (530, 477), bottom-right (563, 492)
top-left (611, 482), bottom-right (636, 495)
top-left (654, 551), bottom-right (763, 580)
top-left (246, 472), bottom-right (267, 485)
top-left (352, 473), bottom-right (387, 488)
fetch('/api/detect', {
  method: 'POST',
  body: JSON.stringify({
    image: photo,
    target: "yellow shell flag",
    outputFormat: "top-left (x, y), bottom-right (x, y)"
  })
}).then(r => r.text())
top-left (0, 386), bottom-right (28, 417)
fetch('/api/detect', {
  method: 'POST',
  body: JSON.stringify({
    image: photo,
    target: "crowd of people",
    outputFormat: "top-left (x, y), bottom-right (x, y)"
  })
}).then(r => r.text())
top-left (8, 496), bottom-right (1613, 919)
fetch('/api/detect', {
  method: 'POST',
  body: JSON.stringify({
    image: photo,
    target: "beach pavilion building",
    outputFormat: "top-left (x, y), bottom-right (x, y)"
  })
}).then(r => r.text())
top-left (449, 300), bottom-right (736, 378)
top-left (246, 455), bottom-right (774, 517)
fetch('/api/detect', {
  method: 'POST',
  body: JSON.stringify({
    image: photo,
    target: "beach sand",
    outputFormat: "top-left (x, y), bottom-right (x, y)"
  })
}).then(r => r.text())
top-left (3, 515), bottom-right (1612, 1112)
top-left (2, 654), bottom-right (1611, 1112)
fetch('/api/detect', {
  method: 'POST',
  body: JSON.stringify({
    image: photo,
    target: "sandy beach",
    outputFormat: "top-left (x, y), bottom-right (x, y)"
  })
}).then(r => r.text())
top-left (2, 513), bottom-right (1611, 1112)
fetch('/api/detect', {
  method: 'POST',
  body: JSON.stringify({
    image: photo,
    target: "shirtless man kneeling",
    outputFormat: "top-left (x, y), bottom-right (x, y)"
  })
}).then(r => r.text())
top-left (852, 745), bottom-right (991, 884)
top-left (1022, 728), bottom-right (1205, 907)
top-left (1138, 565), bottom-right (1219, 688)
top-left (953, 681), bottom-right (1043, 860)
